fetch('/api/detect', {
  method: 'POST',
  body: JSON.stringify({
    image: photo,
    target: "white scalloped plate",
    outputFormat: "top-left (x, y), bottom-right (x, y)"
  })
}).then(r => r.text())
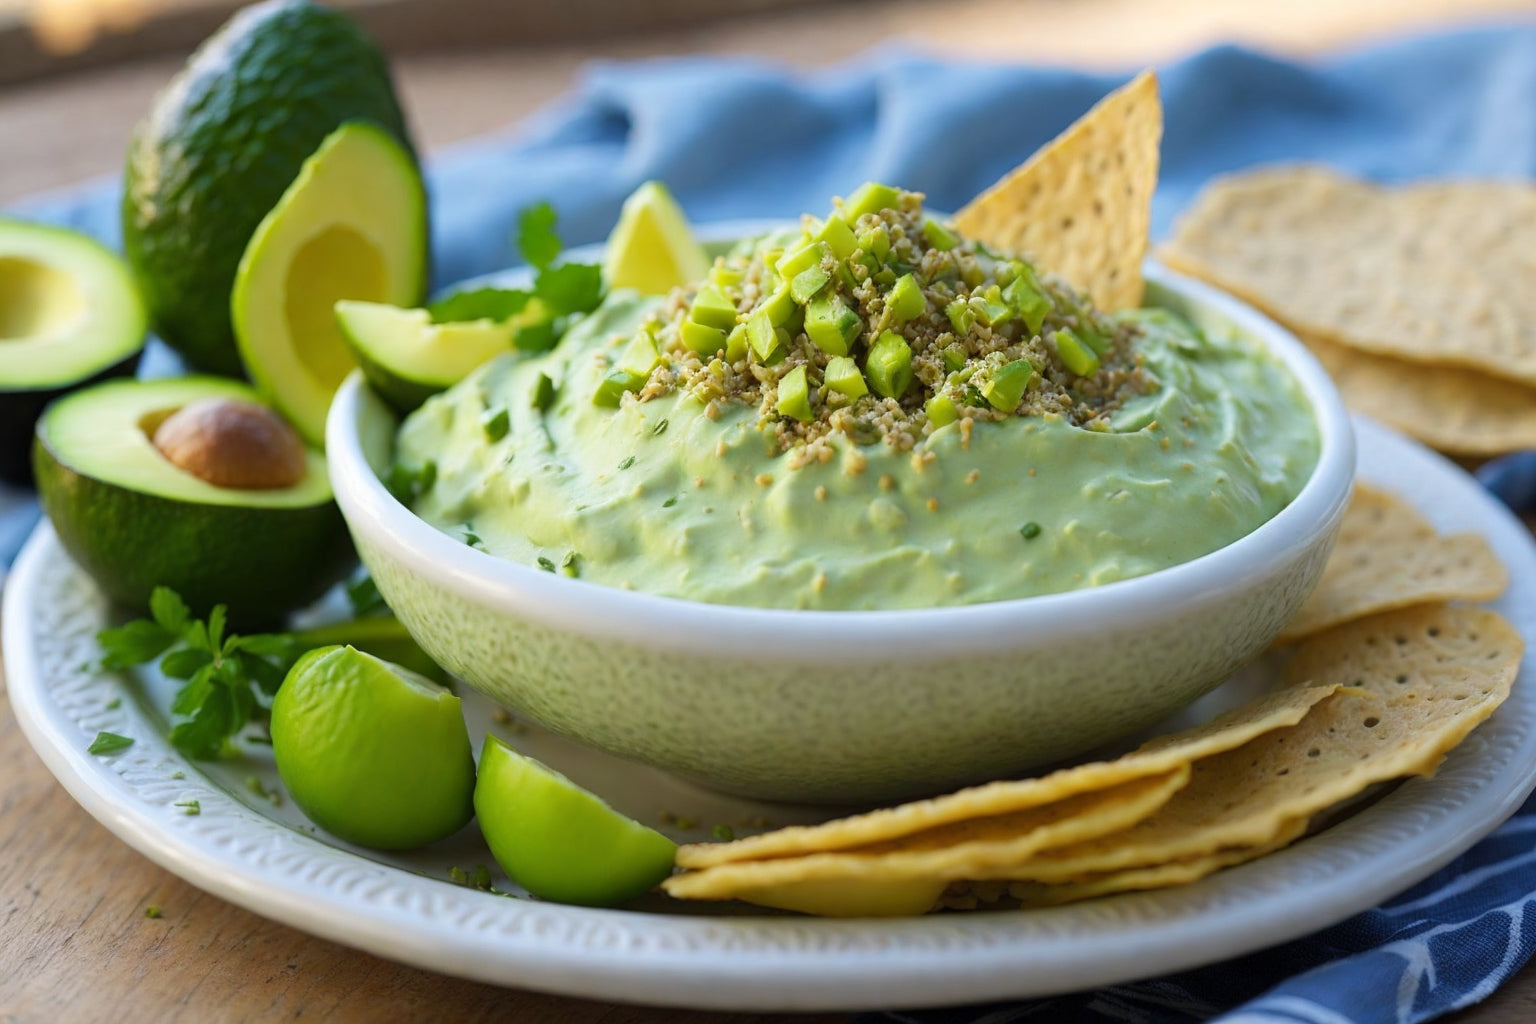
top-left (7, 416), bottom-right (1536, 1013)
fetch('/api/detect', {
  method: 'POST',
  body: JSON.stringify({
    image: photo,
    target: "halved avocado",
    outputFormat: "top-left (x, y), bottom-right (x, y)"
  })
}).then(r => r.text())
top-left (33, 376), bottom-right (353, 627)
top-left (335, 300), bottom-right (513, 414)
top-left (0, 219), bottom-right (146, 485)
top-left (233, 120), bottom-right (428, 447)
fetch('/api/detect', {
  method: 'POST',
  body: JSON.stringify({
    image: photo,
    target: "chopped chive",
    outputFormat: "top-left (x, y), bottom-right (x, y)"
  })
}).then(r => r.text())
top-left (537, 556), bottom-right (557, 572)
top-left (88, 731), bottom-right (134, 755)
top-left (618, 455), bottom-right (636, 470)
top-left (462, 527), bottom-right (483, 549)
top-left (174, 799), bottom-right (201, 816)
top-left (652, 418), bottom-right (669, 436)
top-left (532, 372), bottom-right (558, 412)
top-left (105, 698), bottom-right (122, 710)
top-left (662, 496), bottom-right (678, 508)
top-left (1020, 522), bottom-right (1042, 540)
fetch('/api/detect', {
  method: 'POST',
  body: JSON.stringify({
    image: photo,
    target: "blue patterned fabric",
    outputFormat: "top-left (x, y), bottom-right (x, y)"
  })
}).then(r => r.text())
top-left (6, 23), bottom-right (1536, 1020)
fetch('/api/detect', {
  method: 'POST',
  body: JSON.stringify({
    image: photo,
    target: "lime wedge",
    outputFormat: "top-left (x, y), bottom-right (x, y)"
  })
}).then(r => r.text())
top-left (474, 735), bottom-right (677, 906)
top-left (601, 181), bottom-right (709, 295)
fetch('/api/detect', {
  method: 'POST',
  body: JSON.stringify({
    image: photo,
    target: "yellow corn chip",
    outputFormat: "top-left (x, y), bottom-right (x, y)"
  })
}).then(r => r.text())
top-left (1159, 166), bottom-right (1536, 386)
top-left (662, 767), bottom-right (1190, 905)
top-left (1301, 332), bottom-right (1536, 457)
top-left (977, 607), bottom-right (1518, 885)
top-left (954, 70), bottom-right (1161, 311)
top-left (1277, 487), bottom-right (1508, 642)
top-left (1003, 821), bottom-right (1308, 908)
top-left (676, 684), bottom-right (1337, 870)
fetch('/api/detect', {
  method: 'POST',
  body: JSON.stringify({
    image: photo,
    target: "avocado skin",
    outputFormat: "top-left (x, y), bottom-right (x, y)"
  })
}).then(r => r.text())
top-left (0, 352), bottom-right (142, 487)
top-left (122, 0), bottom-right (417, 376)
top-left (33, 434), bottom-right (355, 628)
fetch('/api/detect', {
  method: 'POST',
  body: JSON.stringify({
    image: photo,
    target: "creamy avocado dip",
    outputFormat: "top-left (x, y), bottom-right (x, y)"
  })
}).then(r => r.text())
top-left (396, 187), bottom-right (1318, 610)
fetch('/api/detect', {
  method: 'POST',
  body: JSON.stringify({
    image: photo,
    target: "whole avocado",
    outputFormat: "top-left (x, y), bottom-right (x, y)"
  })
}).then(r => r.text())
top-left (122, 0), bottom-right (418, 375)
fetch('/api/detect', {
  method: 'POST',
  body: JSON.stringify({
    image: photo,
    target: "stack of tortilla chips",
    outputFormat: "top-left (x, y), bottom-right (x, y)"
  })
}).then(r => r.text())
top-left (1160, 167), bottom-right (1536, 457)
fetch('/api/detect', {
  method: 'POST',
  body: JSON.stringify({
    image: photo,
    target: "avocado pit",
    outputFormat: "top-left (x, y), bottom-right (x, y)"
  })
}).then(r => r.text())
top-left (152, 397), bottom-right (308, 490)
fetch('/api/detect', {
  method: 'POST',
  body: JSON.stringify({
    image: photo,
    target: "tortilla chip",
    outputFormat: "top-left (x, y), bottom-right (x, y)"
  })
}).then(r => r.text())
top-left (662, 767), bottom-right (1190, 904)
top-left (1003, 821), bottom-right (1308, 908)
top-left (1300, 332), bottom-right (1536, 457)
top-left (981, 607), bottom-right (1518, 885)
top-left (1277, 487), bottom-right (1508, 642)
top-left (723, 877), bottom-right (948, 919)
top-left (954, 70), bottom-right (1161, 311)
top-left (675, 684), bottom-right (1337, 870)
top-left (1159, 166), bottom-right (1536, 386)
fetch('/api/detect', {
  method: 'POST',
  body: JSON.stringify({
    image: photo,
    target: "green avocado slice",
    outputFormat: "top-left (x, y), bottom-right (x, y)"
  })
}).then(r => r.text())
top-left (335, 300), bottom-right (514, 414)
top-left (0, 218), bottom-right (146, 484)
top-left (233, 121), bottom-right (429, 447)
top-left (33, 376), bottom-right (351, 626)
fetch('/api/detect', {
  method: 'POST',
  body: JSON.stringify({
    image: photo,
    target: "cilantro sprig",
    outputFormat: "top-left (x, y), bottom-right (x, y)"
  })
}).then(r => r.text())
top-left (426, 202), bottom-right (605, 349)
top-left (97, 588), bottom-right (304, 760)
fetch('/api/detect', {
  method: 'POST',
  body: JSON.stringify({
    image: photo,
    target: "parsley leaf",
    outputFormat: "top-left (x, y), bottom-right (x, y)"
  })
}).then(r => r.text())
top-left (88, 731), bottom-right (134, 755)
top-left (517, 202), bottom-right (563, 270)
top-left (346, 574), bottom-right (388, 617)
top-left (426, 287), bottom-right (532, 325)
top-left (97, 586), bottom-right (309, 761)
top-left (533, 262), bottom-right (603, 317)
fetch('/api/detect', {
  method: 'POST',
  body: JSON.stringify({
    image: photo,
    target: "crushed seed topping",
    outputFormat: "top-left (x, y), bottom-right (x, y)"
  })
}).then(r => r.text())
top-left (617, 188), bottom-right (1156, 460)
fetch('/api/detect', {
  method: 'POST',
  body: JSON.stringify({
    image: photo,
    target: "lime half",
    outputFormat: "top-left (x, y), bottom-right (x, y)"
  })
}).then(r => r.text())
top-left (474, 735), bottom-right (677, 906)
top-left (601, 180), bottom-right (710, 296)
top-left (271, 645), bottom-right (475, 849)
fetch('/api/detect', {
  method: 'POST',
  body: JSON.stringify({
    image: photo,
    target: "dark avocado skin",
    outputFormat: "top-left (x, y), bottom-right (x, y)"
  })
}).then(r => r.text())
top-left (121, 0), bottom-right (418, 376)
top-left (0, 351), bottom-right (143, 487)
top-left (33, 434), bottom-right (355, 629)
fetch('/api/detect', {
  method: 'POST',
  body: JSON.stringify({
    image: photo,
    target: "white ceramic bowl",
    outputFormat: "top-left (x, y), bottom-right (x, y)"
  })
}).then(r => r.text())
top-left (326, 259), bottom-right (1355, 804)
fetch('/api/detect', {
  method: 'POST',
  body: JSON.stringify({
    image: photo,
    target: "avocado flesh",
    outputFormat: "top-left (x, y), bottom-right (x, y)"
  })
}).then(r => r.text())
top-left (336, 301), bottom-right (512, 414)
top-left (122, 0), bottom-right (416, 376)
top-left (0, 219), bottom-right (147, 485)
top-left (233, 121), bottom-right (429, 446)
top-left (34, 376), bottom-right (351, 627)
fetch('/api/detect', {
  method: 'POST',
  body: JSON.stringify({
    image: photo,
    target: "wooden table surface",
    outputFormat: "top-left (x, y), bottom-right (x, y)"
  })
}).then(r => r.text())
top-left (5, 0), bottom-right (1536, 1020)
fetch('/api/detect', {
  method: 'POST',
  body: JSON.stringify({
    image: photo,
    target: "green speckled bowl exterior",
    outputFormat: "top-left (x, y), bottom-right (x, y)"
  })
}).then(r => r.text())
top-left (327, 263), bottom-right (1355, 804)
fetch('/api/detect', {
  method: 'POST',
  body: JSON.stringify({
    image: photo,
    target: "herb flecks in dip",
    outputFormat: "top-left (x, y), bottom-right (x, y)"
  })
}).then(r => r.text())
top-left (396, 186), bottom-right (1320, 610)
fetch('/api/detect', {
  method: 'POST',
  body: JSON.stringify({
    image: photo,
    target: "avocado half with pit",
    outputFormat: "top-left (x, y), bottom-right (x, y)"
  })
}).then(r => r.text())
top-left (233, 120), bottom-right (428, 447)
top-left (34, 376), bottom-right (353, 626)
top-left (0, 218), bottom-right (146, 485)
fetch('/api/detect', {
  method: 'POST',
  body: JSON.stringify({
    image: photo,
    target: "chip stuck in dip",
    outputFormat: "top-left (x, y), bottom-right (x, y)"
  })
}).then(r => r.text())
top-left (392, 73), bottom-right (1319, 610)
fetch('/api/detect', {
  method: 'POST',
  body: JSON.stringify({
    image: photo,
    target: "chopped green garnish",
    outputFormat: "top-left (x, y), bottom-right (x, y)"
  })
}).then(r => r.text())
top-left (688, 284), bottom-right (738, 331)
top-left (1052, 328), bottom-right (1101, 377)
top-left (858, 224), bottom-right (892, 261)
top-left (473, 864), bottom-right (494, 890)
top-left (760, 287), bottom-right (800, 329)
top-left (1003, 268), bottom-right (1052, 335)
top-left (866, 331), bottom-right (914, 400)
top-left (747, 308), bottom-right (786, 364)
top-left (680, 319), bottom-right (728, 357)
top-left (592, 367), bottom-right (649, 408)
top-left (97, 587), bottom-right (309, 761)
top-left (777, 241), bottom-right (827, 283)
top-left (824, 355), bottom-right (869, 398)
top-left (619, 455), bottom-right (637, 470)
top-left (245, 775), bottom-right (273, 801)
top-left (385, 459), bottom-right (436, 504)
top-left (842, 181), bottom-right (903, 222)
top-left (620, 329), bottom-right (662, 376)
top-left (662, 496), bottom-right (679, 508)
top-left (811, 215), bottom-right (858, 260)
top-left (941, 344), bottom-right (968, 373)
top-left (972, 285), bottom-right (1013, 328)
top-left (712, 823), bottom-right (736, 842)
top-left (462, 526), bottom-right (483, 548)
top-left (925, 394), bottom-right (959, 427)
top-left (805, 292), bottom-right (860, 356)
top-left (449, 865), bottom-right (470, 885)
top-left (709, 262), bottom-right (744, 289)
top-left (982, 359), bottom-right (1035, 412)
top-left (480, 406), bottom-right (510, 442)
top-left (725, 323), bottom-right (748, 362)
top-left (790, 265), bottom-right (831, 304)
top-left (1020, 521), bottom-right (1043, 540)
top-left (175, 799), bottom-right (201, 816)
top-left (145, 905), bottom-right (162, 919)
top-left (945, 299), bottom-right (977, 335)
top-left (776, 365), bottom-right (814, 422)
top-left (652, 418), bottom-right (669, 436)
top-left (105, 697), bottom-right (122, 710)
top-left (560, 551), bottom-right (580, 578)
top-left (922, 218), bottom-right (959, 251)
top-left (885, 273), bottom-right (925, 323)
top-left (532, 372), bottom-right (558, 412)
top-left (537, 556), bottom-right (556, 573)
top-left (88, 731), bottom-right (134, 755)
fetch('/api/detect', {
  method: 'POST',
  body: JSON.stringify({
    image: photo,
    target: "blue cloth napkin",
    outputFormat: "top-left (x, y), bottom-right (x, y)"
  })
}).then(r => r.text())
top-left (8, 22), bottom-right (1536, 1022)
